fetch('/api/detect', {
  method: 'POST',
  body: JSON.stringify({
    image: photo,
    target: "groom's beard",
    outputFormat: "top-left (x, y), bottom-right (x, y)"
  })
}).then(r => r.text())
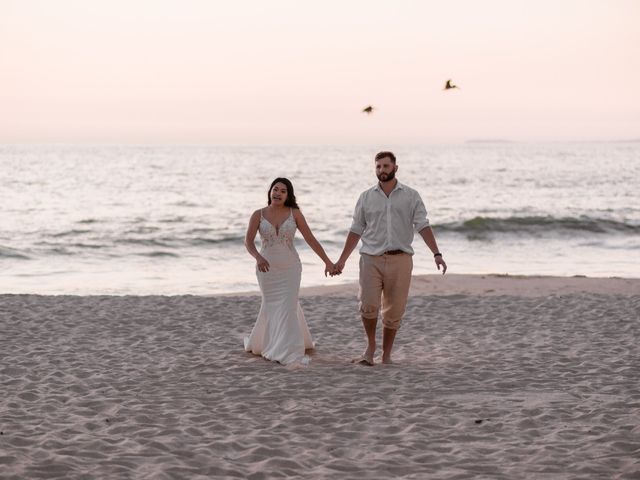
top-left (377, 169), bottom-right (396, 183)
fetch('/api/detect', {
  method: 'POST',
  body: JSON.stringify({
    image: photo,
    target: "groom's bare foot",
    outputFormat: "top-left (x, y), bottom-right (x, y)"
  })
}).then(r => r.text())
top-left (381, 356), bottom-right (393, 365)
top-left (351, 356), bottom-right (374, 366)
top-left (351, 348), bottom-right (375, 366)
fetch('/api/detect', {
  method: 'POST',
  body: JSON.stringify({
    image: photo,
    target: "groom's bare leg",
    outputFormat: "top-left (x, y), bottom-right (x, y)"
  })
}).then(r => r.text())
top-left (361, 316), bottom-right (377, 363)
top-left (382, 327), bottom-right (397, 364)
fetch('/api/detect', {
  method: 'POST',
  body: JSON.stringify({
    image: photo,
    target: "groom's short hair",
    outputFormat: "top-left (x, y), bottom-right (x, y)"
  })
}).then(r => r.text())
top-left (375, 151), bottom-right (396, 163)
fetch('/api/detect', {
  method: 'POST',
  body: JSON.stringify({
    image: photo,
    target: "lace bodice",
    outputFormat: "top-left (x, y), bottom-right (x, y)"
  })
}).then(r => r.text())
top-left (259, 209), bottom-right (297, 250)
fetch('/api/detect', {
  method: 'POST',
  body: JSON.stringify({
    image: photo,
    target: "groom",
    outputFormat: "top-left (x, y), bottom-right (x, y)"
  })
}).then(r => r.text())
top-left (334, 151), bottom-right (447, 365)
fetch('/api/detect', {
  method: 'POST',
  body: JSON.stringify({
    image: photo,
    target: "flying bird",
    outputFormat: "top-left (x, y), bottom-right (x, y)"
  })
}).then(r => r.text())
top-left (444, 79), bottom-right (459, 90)
top-left (362, 105), bottom-right (375, 114)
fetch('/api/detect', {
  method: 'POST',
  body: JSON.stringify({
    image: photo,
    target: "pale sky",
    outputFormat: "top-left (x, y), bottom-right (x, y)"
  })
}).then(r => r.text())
top-left (1, 0), bottom-right (639, 144)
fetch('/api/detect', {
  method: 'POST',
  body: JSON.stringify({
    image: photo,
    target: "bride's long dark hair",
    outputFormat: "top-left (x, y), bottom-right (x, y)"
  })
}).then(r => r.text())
top-left (267, 177), bottom-right (299, 209)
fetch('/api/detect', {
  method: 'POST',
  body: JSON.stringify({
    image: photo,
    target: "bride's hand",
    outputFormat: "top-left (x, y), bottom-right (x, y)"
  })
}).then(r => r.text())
top-left (324, 261), bottom-right (334, 277)
top-left (257, 256), bottom-right (270, 272)
top-left (324, 262), bottom-right (340, 277)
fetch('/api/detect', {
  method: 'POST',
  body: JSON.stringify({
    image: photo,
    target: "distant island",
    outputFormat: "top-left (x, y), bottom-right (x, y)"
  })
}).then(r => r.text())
top-left (465, 139), bottom-right (640, 144)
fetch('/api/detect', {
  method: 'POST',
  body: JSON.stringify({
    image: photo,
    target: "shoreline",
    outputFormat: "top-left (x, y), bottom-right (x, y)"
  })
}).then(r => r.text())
top-left (0, 273), bottom-right (640, 298)
top-left (1, 273), bottom-right (637, 299)
top-left (221, 273), bottom-right (640, 298)
top-left (2, 274), bottom-right (638, 298)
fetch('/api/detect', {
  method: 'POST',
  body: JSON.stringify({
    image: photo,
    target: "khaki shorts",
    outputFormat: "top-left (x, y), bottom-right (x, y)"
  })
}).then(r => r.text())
top-left (358, 252), bottom-right (413, 330)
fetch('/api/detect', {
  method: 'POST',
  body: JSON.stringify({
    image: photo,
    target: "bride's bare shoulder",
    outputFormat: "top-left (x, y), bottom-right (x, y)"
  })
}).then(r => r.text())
top-left (249, 208), bottom-right (263, 222)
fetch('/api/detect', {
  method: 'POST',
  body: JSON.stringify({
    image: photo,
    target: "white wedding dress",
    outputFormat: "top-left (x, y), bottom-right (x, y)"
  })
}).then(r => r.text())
top-left (244, 208), bottom-right (314, 365)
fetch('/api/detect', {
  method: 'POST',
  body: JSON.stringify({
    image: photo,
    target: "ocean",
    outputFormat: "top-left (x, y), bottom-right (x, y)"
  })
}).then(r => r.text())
top-left (1, 143), bottom-right (638, 295)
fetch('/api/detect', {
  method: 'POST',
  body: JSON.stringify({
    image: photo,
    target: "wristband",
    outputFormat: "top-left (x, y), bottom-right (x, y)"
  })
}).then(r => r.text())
top-left (434, 252), bottom-right (442, 257)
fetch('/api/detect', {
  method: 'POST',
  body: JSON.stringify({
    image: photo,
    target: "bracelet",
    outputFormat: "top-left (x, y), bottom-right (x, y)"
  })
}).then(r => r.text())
top-left (434, 252), bottom-right (442, 257)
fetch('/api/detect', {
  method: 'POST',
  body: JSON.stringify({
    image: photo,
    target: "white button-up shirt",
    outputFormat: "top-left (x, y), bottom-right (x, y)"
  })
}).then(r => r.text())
top-left (350, 181), bottom-right (430, 256)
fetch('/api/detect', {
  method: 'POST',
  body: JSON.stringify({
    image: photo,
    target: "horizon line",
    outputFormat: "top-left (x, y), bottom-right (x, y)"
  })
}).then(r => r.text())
top-left (1, 139), bottom-right (640, 148)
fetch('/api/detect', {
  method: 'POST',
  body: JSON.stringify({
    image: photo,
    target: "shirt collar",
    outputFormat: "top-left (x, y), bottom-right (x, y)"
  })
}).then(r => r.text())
top-left (374, 181), bottom-right (404, 192)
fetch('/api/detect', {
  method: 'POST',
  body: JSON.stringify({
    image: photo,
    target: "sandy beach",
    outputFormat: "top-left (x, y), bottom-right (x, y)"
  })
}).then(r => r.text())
top-left (1, 274), bottom-right (639, 479)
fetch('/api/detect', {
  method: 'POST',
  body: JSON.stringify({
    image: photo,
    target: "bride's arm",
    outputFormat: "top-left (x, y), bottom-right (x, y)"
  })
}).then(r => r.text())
top-left (293, 209), bottom-right (335, 273)
top-left (245, 210), bottom-right (269, 272)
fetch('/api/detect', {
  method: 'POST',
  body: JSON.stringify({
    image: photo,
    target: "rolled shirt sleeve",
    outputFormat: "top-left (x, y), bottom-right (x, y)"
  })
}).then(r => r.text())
top-left (349, 193), bottom-right (366, 235)
top-left (413, 195), bottom-right (430, 233)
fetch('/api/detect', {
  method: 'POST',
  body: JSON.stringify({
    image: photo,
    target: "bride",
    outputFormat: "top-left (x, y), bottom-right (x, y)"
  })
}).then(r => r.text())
top-left (244, 177), bottom-right (337, 365)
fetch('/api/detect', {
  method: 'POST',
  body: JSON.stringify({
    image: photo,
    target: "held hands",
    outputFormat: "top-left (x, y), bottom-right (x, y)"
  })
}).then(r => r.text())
top-left (256, 255), bottom-right (270, 273)
top-left (324, 261), bottom-right (343, 277)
